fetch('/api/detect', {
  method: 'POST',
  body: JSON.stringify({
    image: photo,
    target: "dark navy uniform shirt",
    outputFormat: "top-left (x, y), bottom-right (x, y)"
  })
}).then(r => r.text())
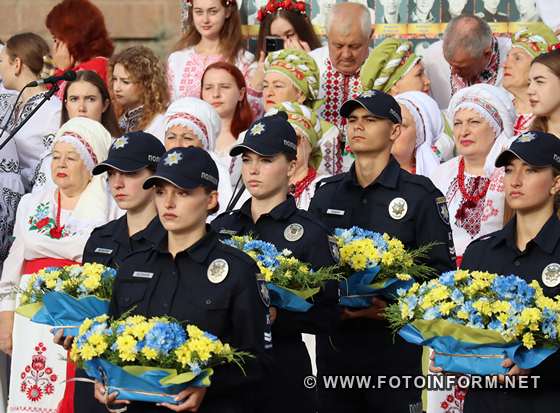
top-left (462, 213), bottom-right (560, 392)
top-left (109, 228), bottom-right (269, 407)
top-left (308, 157), bottom-right (455, 374)
top-left (211, 196), bottom-right (340, 336)
top-left (82, 215), bottom-right (166, 268)
top-left (309, 157), bottom-right (456, 272)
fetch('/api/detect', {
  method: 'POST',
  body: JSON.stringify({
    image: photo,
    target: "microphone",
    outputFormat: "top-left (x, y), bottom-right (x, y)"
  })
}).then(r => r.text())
top-left (26, 70), bottom-right (77, 87)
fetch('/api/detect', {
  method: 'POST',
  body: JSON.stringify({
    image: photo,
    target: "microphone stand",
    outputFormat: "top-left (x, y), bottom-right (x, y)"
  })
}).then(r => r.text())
top-left (0, 83), bottom-right (59, 152)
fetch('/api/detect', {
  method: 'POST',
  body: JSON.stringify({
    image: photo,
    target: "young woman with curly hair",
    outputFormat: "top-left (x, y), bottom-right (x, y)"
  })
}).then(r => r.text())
top-left (46, 0), bottom-right (114, 98)
top-left (109, 46), bottom-right (170, 142)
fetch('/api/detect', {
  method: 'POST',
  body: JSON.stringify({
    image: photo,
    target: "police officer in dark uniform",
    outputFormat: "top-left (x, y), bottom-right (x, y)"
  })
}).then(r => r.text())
top-left (52, 131), bottom-right (166, 413)
top-left (211, 113), bottom-right (340, 413)
top-left (82, 131), bottom-right (167, 268)
top-left (457, 131), bottom-right (560, 413)
top-left (308, 90), bottom-right (456, 412)
top-left (96, 147), bottom-right (269, 413)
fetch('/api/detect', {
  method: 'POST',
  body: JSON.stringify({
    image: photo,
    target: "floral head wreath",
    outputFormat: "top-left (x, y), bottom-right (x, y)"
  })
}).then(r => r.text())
top-left (184, 0), bottom-right (236, 7)
top-left (257, 0), bottom-right (307, 22)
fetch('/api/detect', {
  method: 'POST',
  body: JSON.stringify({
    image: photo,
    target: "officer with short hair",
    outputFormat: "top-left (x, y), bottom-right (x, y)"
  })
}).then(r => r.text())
top-left (97, 147), bottom-right (269, 413)
top-left (211, 113), bottom-right (340, 413)
top-left (308, 90), bottom-right (456, 412)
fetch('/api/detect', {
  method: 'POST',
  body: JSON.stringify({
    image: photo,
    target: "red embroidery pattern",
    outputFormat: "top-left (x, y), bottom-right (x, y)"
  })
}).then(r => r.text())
top-left (449, 175), bottom-right (489, 237)
top-left (20, 342), bottom-right (58, 403)
top-left (513, 113), bottom-right (535, 136)
top-left (440, 385), bottom-right (467, 412)
top-left (319, 58), bottom-right (361, 174)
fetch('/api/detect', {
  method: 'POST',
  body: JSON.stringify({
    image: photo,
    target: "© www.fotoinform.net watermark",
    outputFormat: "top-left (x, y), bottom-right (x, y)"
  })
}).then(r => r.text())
top-left (304, 374), bottom-right (541, 390)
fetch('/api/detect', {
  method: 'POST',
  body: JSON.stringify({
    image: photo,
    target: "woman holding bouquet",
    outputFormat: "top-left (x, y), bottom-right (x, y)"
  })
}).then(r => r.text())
top-left (99, 146), bottom-right (268, 412)
top-left (0, 117), bottom-right (114, 413)
top-left (211, 113), bottom-right (340, 413)
top-left (429, 130), bottom-right (560, 412)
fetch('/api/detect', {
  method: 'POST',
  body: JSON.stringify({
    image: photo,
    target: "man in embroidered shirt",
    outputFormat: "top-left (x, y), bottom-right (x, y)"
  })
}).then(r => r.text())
top-left (309, 2), bottom-right (372, 176)
top-left (423, 15), bottom-right (511, 109)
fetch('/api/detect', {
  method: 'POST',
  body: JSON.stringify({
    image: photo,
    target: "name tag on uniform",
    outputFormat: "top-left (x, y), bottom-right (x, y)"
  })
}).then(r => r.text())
top-left (219, 229), bottom-right (238, 236)
top-left (326, 209), bottom-right (345, 216)
top-left (94, 247), bottom-right (113, 255)
top-left (132, 271), bottom-right (154, 279)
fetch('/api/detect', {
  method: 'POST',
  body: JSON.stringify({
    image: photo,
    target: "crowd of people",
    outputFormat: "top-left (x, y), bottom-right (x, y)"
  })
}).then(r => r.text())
top-left (0, 0), bottom-right (560, 412)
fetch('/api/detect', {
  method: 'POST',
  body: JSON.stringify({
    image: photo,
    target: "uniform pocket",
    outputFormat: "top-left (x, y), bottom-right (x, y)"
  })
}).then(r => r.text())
top-left (116, 280), bottom-right (149, 310)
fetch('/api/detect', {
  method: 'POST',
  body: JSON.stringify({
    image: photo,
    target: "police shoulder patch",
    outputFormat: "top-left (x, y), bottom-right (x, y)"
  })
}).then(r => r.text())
top-left (435, 196), bottom-right (450, 225)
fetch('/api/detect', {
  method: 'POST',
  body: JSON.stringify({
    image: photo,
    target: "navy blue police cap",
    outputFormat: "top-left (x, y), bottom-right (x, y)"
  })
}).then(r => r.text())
top-left (339, 90), bottom-right (402, 124)
top-left (143, 146), bottom-right (219, 190)
top-left (495, 130), bottom-right (560, 169)
top-left (230, 112), bottom-right (297, 157)
top-left (92, 131), bottom-right (165, 175)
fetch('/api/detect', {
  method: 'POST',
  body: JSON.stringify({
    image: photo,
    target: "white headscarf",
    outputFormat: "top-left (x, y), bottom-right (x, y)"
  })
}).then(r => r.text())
top-left (164, 97), bottom-right (221, 152)
top-left (447, 84), bottom-right (515, 176)
top-left (395, 91), bottom-right (442, 177)
top-left (52, 117), bottom-right (112, 222)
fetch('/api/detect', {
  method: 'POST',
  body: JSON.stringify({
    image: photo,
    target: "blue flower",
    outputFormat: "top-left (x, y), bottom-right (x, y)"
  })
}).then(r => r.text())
top-left (423, 307), bottom-right (441, 320)
top-left (451, 288), bottom-right (464, 304)
top-left (439, 271), bottom-right (455, 287)
top-left (144, 322), bottom-right (186, 355)
top-left (488, 319), bottom-right (504, 332)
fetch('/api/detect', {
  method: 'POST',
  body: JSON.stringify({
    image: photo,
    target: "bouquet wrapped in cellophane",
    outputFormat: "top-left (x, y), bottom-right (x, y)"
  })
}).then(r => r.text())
top-left (387, 270), bottom-right (560, 375)
top-left (334, 226), bottom-right (435, 308)
top-left (223, 235), bottom-right (342, 312)
top-left (16, 263), bottom-right (116, 336)
top-left (71, 314), bottom-right (251, 404)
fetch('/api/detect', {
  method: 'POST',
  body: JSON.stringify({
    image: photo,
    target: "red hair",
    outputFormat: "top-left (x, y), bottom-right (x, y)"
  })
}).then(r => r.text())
top-left (201, 61), bottom-right (254, 138)
top-left (46, 0), bottom-right (114, 63)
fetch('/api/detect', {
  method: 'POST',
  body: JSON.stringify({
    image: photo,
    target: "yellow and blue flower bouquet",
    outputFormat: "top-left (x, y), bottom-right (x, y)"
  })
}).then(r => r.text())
top-left (223, 235), bottom-right (341, 312)
top-left (334, 227), bottom-right (435, 308)
top-left (16, 263), bottom-right (116, 336)
top-left (387, 270), bottom-right (560, 375)
top-left (71, 315), bottom-right (251, 404)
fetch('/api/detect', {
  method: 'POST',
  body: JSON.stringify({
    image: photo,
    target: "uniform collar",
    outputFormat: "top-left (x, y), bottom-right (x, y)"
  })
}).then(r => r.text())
top-left (493, 213), bottom-right (560, 254)
top-left (137, 216), bottom-right (166, 245)
top-left (239, 196), bottom-right (298, 222)
top-left (96, 215), bottom-right (129, 245)
top-left (156, 225), bottom-right (218, 264)
top-left (348, 156), bottom-right (401, 189)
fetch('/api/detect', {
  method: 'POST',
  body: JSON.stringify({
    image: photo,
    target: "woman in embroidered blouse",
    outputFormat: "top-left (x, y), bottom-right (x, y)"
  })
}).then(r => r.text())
top-left (110, 46), bottom-right (169, 142)
top-left (503, 27), bottom-right (558, 135)
top-left (168, 0), bottom-right (262, 116)
top-left (528, 48), bottom-right (560, 138)
top-left (0, 117), bottom-right (114, 413)
top-left (430, 84), bottom-right (515, 263)
top-left (46, 0), bottom-right (114, 94)
top-left (201, 61), bottom-right (254, 185)
top-left (0, 32), bottom-right (62, 192)
top-left (163, 97), bottom-right (233, 220)
top-left (393, 91), bottom-right (446, 177)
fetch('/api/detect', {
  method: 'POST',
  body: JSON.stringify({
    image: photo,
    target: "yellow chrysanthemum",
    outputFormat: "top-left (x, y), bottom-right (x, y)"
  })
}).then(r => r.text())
top-left (522, 332), bottom-right (536, 349)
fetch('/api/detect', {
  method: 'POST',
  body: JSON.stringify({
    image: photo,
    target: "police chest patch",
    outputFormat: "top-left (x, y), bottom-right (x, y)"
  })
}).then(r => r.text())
top-left (284, 223), bottom-right (304, 242)
top-left (542, 263), bottom-right (560, 288)
top-left (388, 197), bottom-right (407, 220)
top-left (257, 275), bottom-right (270, 306)
top-left (207, 259), bottom-right (229, 284)
top-left (94, 247), bottom-right (113, 255)
top-left (436, 197), bottom-right (450, 225)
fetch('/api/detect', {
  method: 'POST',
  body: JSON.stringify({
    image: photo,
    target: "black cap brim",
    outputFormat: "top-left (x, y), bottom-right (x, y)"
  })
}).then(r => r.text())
top-left (495, 149), bottom-right (546, 168)
top-left (340, 99), bottom-right (367, 118)
top-left (142, 174), bottom-right (205, 190)
top-left (229, 143), bottom-right (281, 157)
top-left (93, 159), bottom-right (150, 175)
